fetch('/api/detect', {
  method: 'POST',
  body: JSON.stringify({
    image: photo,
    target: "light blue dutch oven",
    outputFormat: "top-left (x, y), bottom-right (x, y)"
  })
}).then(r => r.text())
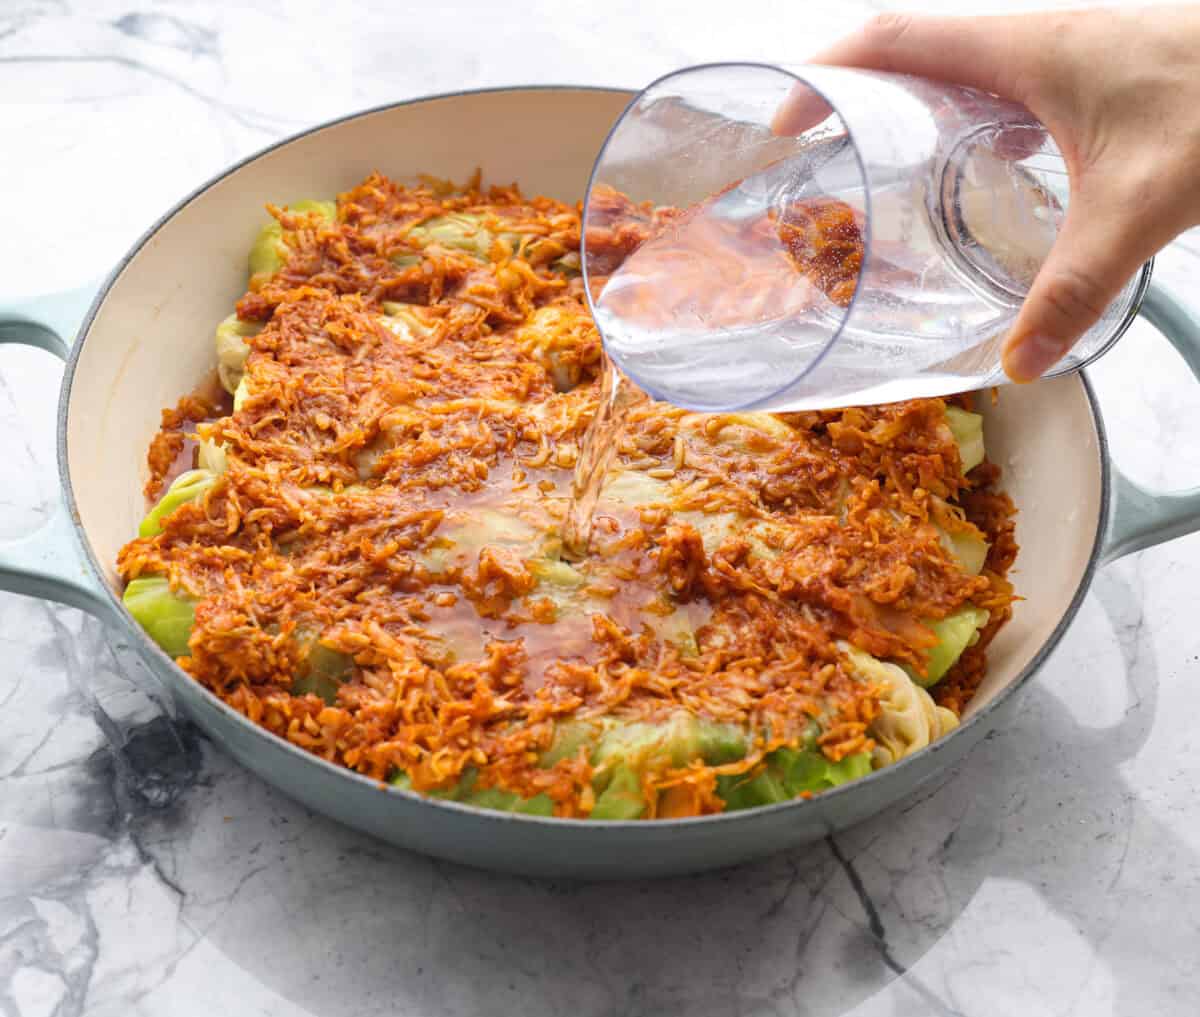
top-left (2, 87), bottom-right (1199, 879)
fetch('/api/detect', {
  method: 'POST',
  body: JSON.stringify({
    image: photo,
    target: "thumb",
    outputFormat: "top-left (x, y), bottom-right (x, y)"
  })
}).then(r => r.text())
top-left (1002, 190), bottom-right (1155, 383)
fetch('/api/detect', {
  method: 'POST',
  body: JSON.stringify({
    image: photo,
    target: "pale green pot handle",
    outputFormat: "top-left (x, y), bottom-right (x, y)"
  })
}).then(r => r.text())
top-left (0, 281), bottom-right (116, 620)
top-left (1102, 278), bottom-right (1200, 564)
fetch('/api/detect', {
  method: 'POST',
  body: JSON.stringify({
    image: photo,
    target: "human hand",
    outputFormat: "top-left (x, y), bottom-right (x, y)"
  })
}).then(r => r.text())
top-left (773, 6), bottom-right (1200, 382)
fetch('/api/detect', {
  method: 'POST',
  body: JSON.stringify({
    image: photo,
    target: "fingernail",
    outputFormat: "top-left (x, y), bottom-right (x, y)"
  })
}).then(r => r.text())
top-left (1003, 334), bottom-right (1068, 384)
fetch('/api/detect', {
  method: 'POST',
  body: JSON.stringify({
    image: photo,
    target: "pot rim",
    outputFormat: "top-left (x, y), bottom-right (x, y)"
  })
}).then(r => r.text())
top-left (54, 83), bottom-right (1112, 830)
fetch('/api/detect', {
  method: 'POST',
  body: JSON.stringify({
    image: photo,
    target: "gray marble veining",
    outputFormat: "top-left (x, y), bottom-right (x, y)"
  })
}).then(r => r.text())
top-left (3, 2), bottom-right (1200, 1015)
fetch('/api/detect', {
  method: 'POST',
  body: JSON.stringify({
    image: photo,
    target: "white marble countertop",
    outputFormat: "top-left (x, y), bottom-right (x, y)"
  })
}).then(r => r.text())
top-left (3, 1), bottom-right (1199, 1015)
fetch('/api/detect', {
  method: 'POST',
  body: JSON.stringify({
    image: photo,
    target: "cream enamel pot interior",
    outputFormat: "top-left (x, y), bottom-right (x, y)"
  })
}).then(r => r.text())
top-left (3, 86), bottom-right (1200, 879)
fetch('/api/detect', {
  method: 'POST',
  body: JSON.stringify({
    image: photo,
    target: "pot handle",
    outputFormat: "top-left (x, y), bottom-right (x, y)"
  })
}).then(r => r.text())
top-left (0, 281), bottom-right (116, 620)
top-left (1101, 277), bottom-right (1200, 564)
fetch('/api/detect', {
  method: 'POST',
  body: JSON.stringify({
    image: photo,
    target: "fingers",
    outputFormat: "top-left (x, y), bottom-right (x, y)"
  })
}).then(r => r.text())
top-left (772, 12), bottom-right (1034, 137)
top-left (1001, 188), bottom-right (1158, 382)
top-left (770, 87), bottom-right (834, 137)
top-left (809, 12), bottom-right (1027, 100)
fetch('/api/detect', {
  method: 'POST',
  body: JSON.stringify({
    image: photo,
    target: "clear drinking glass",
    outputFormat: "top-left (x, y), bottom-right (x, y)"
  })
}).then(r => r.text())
top-left (582, 63), bottom-right (1153, 411)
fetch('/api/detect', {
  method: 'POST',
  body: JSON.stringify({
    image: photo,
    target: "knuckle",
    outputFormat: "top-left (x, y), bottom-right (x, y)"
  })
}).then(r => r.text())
top-left (1039, 266), bottom-right (1110, 326)
top-left (862, 12), bottom-right (915, 48)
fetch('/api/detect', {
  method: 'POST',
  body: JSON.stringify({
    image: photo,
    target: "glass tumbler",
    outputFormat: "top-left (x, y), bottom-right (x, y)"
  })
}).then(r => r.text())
top-left (582, 63), bottom-right (1152, 411)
